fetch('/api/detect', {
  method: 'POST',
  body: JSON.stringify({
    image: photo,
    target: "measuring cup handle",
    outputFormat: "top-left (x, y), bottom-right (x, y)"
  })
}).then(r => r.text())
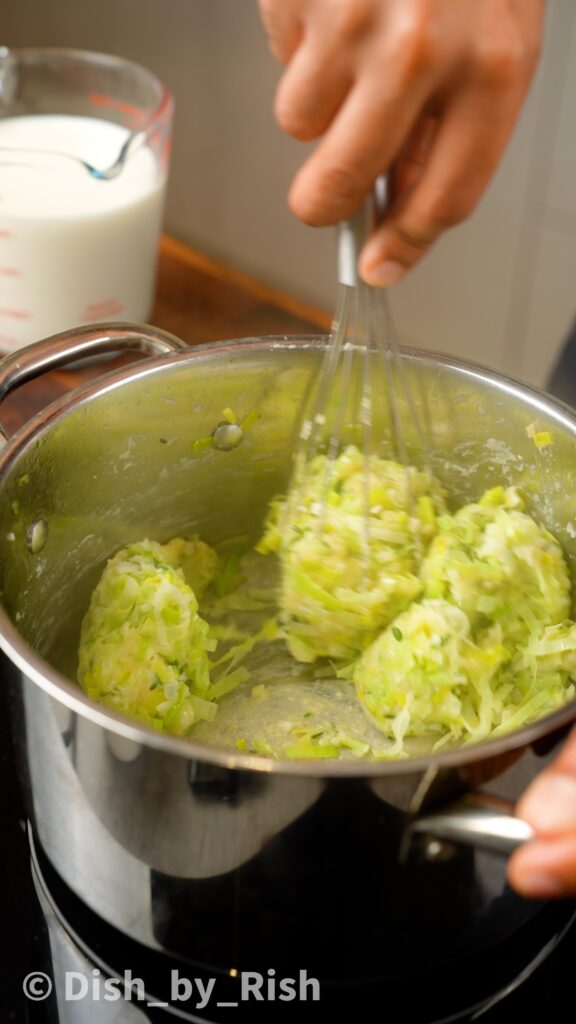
top-left (0, 321), bottom-right (188, 437)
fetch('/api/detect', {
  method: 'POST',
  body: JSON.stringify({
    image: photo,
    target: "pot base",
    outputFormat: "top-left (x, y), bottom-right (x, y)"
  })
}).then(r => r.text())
top-left (30, 828), bottom-right (576, 1024)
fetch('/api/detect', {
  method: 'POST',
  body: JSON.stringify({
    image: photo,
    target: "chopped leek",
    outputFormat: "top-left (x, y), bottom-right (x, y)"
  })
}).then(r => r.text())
top-left (78, 539), bottom-right (216, 735)
top-left (258, 445), bottom-right (446, 661)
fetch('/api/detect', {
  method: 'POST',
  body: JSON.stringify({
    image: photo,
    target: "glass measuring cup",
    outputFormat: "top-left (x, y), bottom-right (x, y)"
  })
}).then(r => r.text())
top-left (0, 47), bottom-right (174, 351)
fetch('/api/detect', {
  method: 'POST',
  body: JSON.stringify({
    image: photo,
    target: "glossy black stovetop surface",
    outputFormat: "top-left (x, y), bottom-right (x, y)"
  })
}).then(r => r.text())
top-left (1, 662), bottom-right (575, 1024)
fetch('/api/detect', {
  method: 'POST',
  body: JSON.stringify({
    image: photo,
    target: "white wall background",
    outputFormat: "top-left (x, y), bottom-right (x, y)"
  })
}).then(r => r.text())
top-left (2, 0), bottom-right (576, 385)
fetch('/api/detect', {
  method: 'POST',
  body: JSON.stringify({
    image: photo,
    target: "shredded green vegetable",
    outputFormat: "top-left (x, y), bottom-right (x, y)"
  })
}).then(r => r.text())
top-left (259, 457), bottom-right (576, 756)
top-left (77, 446), bottom-right (576, 758)
top-left (257, 445), bottom-right (446, 662)
top-left (77, 540), bottom-right (216, 736)
top-left (78, 539), bottom-right (277, 736)
top-left (354, 486), bottom-right (575, 751)
top-left (421, 486), bottom-right (570, 644)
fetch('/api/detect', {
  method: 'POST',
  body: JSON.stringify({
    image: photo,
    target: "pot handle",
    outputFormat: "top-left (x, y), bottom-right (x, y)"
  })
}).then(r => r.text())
top-left (0, 321), bottom-right (188, 413)
top-left (403, 792), bottom-right (534, 860)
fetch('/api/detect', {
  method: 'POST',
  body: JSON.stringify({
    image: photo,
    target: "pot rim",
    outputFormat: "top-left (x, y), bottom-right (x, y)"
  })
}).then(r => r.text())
top-left (1, 333), bottom-right (576, 776)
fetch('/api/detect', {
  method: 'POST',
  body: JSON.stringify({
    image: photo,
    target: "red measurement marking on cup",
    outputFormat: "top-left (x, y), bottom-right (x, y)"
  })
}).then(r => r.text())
top-left (89, 93), bottom-right (147, 129)
top-left (0, 266), bottom-right (20, 277)
top-left (0, 306), bottom-right (29, 319)
top-left (0, 229), bottom-right (13, 240)
top-left (83, 298), bottom-right (125, 319)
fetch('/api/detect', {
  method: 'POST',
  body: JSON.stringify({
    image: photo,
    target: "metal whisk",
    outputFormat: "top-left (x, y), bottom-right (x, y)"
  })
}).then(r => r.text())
top-left (287, 177), bottom-right (429, 554)
top-left (268, 179), bottom-right (439, 663)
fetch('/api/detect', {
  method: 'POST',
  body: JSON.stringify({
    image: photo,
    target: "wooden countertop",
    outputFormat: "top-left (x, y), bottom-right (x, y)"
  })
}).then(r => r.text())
top-left (154, 236), bottom-right (331, 343)
top-left (1, 235), bottom-right (331, 436)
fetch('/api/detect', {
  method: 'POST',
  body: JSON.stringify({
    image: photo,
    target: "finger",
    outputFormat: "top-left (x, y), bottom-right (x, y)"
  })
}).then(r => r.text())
top-left (391, 114), bottom-right (439, 200)
top-left (515, 725), bottom-right (576, 837)
top-left (516, 771), bottom-right (576, 837)
top-left (543, 723), bottom-right (576, 776)
top-left (274, 33), bottom-right (354, 142)
top-left (508, 835), bottom-right (576, 899)
top-left (288, 72), bottom-right (429, 226)
top-left (258, 0), bottom-right (304, 64)
top-left (359, 84), bottom-right (527, 287)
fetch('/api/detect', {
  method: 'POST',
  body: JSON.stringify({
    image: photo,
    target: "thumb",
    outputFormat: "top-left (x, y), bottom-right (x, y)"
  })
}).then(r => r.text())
top-left (508, 725), bottom-right (576, 899)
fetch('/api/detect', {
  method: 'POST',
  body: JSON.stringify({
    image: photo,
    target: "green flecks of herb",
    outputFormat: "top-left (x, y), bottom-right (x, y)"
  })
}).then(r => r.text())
top-left (150, 675), bottom-right (162, 690)
top-left (303, 712), bottom-right (313, 719)
top-left (392, 627), bottom-right (403, 642)
top-left (16, 474), bottom-right (30, 487)
top-left (11, 499), bottom-right (20, 515)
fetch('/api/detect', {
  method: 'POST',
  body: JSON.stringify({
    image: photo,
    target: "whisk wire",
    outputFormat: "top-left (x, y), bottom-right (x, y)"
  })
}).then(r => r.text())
top-left (381, 294), bottom-right (431, 471)
top-left (359, 285), bottom-right (375, 574)
top-left (285, 182), bottom-right (429, 568)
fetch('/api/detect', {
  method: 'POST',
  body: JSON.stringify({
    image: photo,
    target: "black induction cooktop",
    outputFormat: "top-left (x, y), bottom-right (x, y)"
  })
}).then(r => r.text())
top-left (1, 657), bottom-right (575, 1024)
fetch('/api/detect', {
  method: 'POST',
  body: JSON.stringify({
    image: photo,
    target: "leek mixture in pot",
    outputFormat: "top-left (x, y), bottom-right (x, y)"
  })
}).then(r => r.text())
top-left (77, 446), bottom-right (576, 759)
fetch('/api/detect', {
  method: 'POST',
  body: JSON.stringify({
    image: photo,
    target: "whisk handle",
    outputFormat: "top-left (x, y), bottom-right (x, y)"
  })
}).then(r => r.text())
top-left (338, 211), bottom-right (365, 287)
top-left (337, 175), bottom-right (389, 287)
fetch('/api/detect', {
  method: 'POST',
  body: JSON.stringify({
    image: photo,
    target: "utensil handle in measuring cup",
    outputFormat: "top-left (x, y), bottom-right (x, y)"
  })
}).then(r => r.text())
top-left (0, 321), bottom-right (188, 434)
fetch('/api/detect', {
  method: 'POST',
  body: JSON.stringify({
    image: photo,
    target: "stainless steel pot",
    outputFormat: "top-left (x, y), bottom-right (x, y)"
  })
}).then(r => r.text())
top-left (1, 324), bottom-right (576, 991)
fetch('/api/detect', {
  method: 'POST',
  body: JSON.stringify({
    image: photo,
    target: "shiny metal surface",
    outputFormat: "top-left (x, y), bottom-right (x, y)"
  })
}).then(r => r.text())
top-left (337, 212), bottom-right (365, 287)
top-left (0, 322), bottom-right (187, 439)
top-left (1, 327), bottom-right (576, 969)
top-left (337, 176), bottom-right (387, 287)
top-left (406, 793), bottom-right (535, 858)
top-left (28, 823), bottom-right (576, 1024)
top-left (31, 834), bottom-right (153, 1023)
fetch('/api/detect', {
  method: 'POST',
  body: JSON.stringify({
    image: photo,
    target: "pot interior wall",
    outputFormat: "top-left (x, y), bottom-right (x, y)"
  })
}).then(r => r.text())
top-left (1, 342), bottom-right (576, 685)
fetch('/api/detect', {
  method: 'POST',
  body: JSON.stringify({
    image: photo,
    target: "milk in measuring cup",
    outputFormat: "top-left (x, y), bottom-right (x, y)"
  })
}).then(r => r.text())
top-left (0, 115), bottom-right (166, 350)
